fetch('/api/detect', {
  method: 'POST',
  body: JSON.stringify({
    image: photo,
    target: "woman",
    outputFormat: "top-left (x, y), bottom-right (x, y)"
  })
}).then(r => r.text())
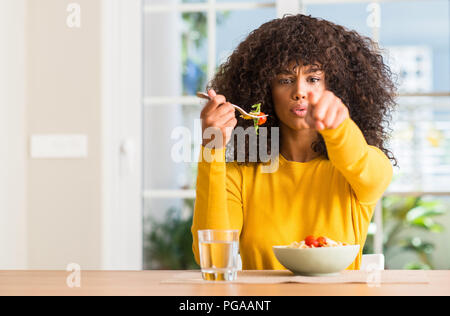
top-left (191, 14), bottom-right (397, 270)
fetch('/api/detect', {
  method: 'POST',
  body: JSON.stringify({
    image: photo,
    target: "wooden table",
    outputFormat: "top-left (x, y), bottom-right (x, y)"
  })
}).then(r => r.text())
top-left (1, 270), bottom-right (449, 296)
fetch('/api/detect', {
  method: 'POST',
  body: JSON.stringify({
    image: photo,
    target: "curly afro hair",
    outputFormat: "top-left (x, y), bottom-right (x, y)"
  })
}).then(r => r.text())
top-left (208, 14), bottom-right (398, 166)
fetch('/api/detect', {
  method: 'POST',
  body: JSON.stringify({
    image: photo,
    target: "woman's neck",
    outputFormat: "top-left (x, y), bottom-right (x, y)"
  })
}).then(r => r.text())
top-left (279, 125), bottom-right (321, 163)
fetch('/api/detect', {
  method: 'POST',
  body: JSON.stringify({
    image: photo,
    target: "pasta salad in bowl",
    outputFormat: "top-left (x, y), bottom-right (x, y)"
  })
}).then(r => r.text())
top-left (273, 235), bottom-right (360, 276)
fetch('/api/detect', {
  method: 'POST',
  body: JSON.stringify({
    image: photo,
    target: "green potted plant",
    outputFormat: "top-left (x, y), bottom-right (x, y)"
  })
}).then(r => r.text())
top-left (364, 195), bottom-right (447, 269)
top-left (145, 198), bottom-right (199, 270)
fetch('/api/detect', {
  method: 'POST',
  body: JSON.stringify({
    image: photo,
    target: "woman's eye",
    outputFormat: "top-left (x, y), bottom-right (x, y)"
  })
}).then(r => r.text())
top-left (279, 78), bottom-right (294, 85)
top-left (309, 77), bottom-right (321, 83)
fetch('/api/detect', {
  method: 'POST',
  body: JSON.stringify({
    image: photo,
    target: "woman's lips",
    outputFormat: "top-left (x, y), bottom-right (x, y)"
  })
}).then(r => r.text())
top-left (291, 106), bottom-right (308, 118)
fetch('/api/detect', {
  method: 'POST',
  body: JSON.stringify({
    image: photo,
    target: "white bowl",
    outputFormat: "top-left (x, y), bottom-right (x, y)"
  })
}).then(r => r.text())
top-left (272, 245), bottom-right (360, 276)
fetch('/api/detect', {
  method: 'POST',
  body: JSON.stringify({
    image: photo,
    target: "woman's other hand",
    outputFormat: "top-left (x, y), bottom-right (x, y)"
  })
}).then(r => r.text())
top-left (306, 91), bottom-right (349, 131)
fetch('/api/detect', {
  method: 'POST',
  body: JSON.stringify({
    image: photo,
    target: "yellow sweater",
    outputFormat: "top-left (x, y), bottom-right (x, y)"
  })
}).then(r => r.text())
top-left (191, 117), bottom-right (393, 270)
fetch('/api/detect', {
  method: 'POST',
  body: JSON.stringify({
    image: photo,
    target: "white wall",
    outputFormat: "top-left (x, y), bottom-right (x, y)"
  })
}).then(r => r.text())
top-left (0, 0), bottom-right (27, 269)
top-left (26, 0), bottom-right (102, 269)
top-left (0, 0), bottom-right (142, 271)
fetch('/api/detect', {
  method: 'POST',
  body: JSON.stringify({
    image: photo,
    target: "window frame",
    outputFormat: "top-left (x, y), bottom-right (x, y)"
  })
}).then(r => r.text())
top-left (102, 0), bottom-right (143, 270)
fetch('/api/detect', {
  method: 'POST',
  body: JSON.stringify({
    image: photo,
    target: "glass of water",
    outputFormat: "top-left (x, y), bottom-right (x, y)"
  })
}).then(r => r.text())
top-left (198, 229), bottom-right (239, 281)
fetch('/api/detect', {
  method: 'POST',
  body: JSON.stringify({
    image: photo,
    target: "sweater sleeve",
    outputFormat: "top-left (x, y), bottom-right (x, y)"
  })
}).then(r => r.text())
top-left (191, 145), bottom-right (244, 266)
top-left (319, 117), bottom-right (393, 205)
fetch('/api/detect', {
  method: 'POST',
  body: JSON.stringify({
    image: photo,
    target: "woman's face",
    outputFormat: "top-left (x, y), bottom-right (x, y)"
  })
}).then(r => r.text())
top-left (271, 63), bottom-right (326, 130)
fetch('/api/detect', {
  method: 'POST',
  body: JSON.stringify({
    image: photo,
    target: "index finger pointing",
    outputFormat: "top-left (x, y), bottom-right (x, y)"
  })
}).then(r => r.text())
top-left (313, 91), bottom-right (334, 122)
top-left (307, 91), bottom-right (321, 107)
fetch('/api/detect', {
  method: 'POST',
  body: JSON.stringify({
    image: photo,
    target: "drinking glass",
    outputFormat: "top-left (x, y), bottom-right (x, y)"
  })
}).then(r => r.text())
top-left (198, 229), bottom-right (239, 281)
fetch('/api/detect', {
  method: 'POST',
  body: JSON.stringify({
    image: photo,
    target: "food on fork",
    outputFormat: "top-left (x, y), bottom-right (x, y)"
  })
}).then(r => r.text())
top-left (240, 103), bottom-right (267, 135)
top-left (288, 235), bottom-right (349, 249)
top-left (196, 91), bottom-right (267, 135)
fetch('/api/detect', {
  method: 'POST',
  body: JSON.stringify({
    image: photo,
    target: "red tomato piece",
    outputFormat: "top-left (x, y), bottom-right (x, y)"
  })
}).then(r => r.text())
top-left (317, 236), bottom-right (327, 247)
top-left (257, 112), bottom-right (267, 126)
top-left (304, 235), bottom-right (316, 247)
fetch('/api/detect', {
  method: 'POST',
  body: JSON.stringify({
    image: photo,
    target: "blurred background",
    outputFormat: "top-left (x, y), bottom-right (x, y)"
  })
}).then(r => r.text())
top-left (0, 0), bottom-right (449, 271)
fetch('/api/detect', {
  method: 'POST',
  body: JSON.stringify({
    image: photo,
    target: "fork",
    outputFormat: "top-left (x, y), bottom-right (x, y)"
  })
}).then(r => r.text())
top-left (196, 92), bottom-right (268, 119)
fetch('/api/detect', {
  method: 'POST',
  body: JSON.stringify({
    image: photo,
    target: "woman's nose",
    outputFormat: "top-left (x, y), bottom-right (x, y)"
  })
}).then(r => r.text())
top-left (292, 88), bottom-right (307, 101)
